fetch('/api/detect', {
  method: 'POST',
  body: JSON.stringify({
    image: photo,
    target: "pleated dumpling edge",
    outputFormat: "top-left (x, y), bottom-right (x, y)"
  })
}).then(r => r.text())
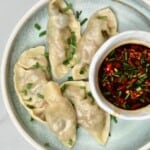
top-left (47, 0), bottom-right (81, 80)
top-left (60, 81), bottom-right (110, 145)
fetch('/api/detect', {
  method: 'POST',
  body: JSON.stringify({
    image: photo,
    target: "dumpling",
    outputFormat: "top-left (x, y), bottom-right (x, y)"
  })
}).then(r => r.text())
top-left (17, 46), bottom-right (50, 80)
top-left (47, 0), bottom-right (81, 79)
top-left (61, 81), bottom-right (110, 144)
top-left (14, 46), bottom-right (50, 123)
top-left (72, 8), bottom-right (117, 80)
top-left (44, 81), bottom-right (76, 148)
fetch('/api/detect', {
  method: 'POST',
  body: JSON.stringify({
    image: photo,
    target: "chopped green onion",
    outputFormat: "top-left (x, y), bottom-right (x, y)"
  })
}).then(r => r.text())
top-left (127, 84), bottom-right (132, 89)
top-left (109, 50), bottom-right (116, 58)
top-left (69, 32), bottom-right (76, 49)
top-left (39, 30), bottom-right (47, 37)
top-left (97, 16), bottom-right (107, 19)
top-left (119, 74), bottom-right (125, 82)
top-left (80, 70), bottom-right (84, 74)
top-left (146, 63), bottom-right (150, 67)
top-left (111, 115), bottom-right (118, 123)
top-left (118, 91), bottom-right (122, 96)
top-left (30, 117), bottom-right (34, 122)
top-left (125, 93), bottom-right (130, 100)
top-left (109, 58), bottom-right (115, 61)
top-left (76, 10), bottom-right (82, 19)
top-left (82, 79), bottom-right (88, 81)
top-left (68, 76), bottom-right (73, 81)
top-left (63, 32), bottom-right (76, 65)
top-left (113, 74), bottom-right (120, 77)
top-left (61, 84), bottom-right (68, 92)
top-left (110, 76), bottom-right (114, 82)
top-left (63, 59), bottom-right (70, 65)
top-left (63, 3), bottom-right (72, 12)
top-left (68, 139), bottom-right (73, 146)
top-left (22, 89), bottom-right (27, 95)
top-left (136, 86), bottom-right (142, 91)
top-left (122, 103), bottom-right (127, 109)
top-left (28, 97), bottom-right (32, 101)
top-left (102, 75), bottom-right (108, 82)
top-left (80, 86), bottom-right (85, 89)
top-left (46, 65), bottom-right (50, 72)
top-left (76, 124), bottom-right (80, 129)
top-left (139, 74), bottom-right (148, 80)
top-left (71, 102), bottom-right (75, 108)
top-left (87, 92), bottom-right (93, 99)
top-left (136, 79), bottom-right (144, 85)
top-left (32, 61), bottom-right (50, 73)
top-left (44, 143), bottom-right (50, 148)
top-left (103, 91), bottom-right (111, 96)
top-left (37, 93), bottom-right (44, 99)
top-left (26, 104), bottom-right (35, 109)
top-left (123, 62), bottom-right (132, 70)
top-left (26, 83), bottom-right (33, 90)
top-left (125, 104), bottom-right (131, 109)
top-left (109, 132), bottom-right (111, 137)
top-left (34, 23), bottom-right (41, 30)
top-left (140, 98), bottom-right (145, 103)
top-left (141, 54), bottom-right (146, 64)
top-left (70, 44), bottom-right (76, 49)
top-left (128, 73), bottom-right (133, 79)
top-left (80, 66), bottom-right (88, 75)
top-left (124, 51), bottom-right (128, 61)
top-left (44, 51), bottom-right (49, 59)
top-left (32, 62), bottom-right (41, 69)
top-left (80, 18), bottom-right (88, 26)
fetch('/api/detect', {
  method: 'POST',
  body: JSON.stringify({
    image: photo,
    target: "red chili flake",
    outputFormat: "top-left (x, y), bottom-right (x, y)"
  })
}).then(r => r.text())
top-left (127, 58), bottom-right (134, 66)
top-left (117, 85), bottom-right (126, 91)
top-left (131, 103), bottom-right (141, 109)
top-left (105, 62), bottom-right (112, 71)
top-left (122, 77), bottom-right (128, 84)
top-left (114, 77), bottom-right (120, 83)
top-left (104, 62), bottom-right (114, 75)
top-left (127, 78), bottom-right (137, 85)
top-left (113, 62), bottom-right (121, 68)
top-left (145, 79), bottom-right (150, 86)
top-left (131, 45), bottom-right (141, 50)
top-left (130, 51), bottom-right (142, 60)
top-left (145, 97), bottom-right (150, 103)
top-left (130, 90), bottom-right (143, 100)
top-left (134, 60), bottom-right (140, 65)
top-left (116, 97), bottom-right (125, 106)
top-left (147, 52), bottom-right (150, 61)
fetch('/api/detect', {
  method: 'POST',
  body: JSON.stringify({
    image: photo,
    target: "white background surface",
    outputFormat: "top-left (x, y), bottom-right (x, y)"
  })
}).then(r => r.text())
top-left (0, 0), bottom-right (150, 150)
top-left (0, 1), bottom-right (37, 149)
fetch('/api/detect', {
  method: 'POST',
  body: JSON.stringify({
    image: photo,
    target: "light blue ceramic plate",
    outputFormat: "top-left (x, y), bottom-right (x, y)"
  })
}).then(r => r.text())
top-left (1, 0), bottom-right (150, 150)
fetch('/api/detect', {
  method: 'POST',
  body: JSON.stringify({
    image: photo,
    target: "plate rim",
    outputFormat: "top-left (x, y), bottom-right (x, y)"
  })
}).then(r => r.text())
top-left (1, 0), bottom-right (49, 149)
top-left (1, 0), bottom-right (150, 149)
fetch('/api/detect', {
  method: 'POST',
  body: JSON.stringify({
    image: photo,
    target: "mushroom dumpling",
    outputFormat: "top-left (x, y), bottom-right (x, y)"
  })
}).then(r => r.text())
top-left (44, 81), bottom-right (77, 148)
top-left (61, 81), bottom-right (110, 144)
top-left (14, 46), bottom-right (50, 123)
top-left (72, 8), bottom-right (117, 80)
top-left (47, 0), bottom-right (81, 80)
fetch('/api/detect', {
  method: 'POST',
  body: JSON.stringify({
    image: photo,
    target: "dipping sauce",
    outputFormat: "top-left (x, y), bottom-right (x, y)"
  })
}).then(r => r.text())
top-left (99, 44), bottom-right (150, 110)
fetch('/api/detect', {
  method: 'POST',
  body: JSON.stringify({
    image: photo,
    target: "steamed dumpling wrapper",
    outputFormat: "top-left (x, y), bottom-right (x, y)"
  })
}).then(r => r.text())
top-left (14, 46), bottom-right (50, 123)
top-left (72, 8), bottom-right (117, 80)
top-left (47, 0), bottom-right (81, 79)
top-left (61, 81), bottom-right (110, 144)
top-left (44, 81), bottom-right (77, 148)
top-left (17, 46), bottom-right (50, 80)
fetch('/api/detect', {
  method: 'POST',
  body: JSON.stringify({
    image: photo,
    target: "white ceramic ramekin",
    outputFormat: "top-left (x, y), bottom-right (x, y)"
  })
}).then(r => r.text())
top-left (89, 30), bottom-right (150, 120)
